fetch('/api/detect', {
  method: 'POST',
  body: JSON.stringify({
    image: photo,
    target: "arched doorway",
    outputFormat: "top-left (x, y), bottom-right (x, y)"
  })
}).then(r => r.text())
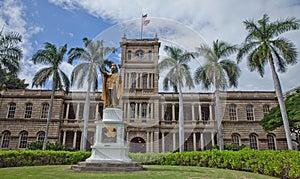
top-left (129, 137), bottom-right (146, 153)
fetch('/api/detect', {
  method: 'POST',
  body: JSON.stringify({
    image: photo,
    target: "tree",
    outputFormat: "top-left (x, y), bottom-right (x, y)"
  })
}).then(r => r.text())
top-left (237, 14), bottom-right (300, 150)
top-left (158, 45), bottom-right (195, 152)
top-left (0, 68), bottom-right (28, 90)
top-left (0, 29), bottom-right (22, 75)
top-left (260, 87), bottom-right (300, 150)
top-left (68, 38), bottom-right (115, 151)
top-left (194, 40), bottom-right (240, 151)
top-left (31, 42), bottom-right (70, 150)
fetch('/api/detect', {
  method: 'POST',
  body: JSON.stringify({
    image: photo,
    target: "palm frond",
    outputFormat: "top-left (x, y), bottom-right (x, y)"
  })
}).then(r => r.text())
top-left (32, 67), bottom-right (52, 87)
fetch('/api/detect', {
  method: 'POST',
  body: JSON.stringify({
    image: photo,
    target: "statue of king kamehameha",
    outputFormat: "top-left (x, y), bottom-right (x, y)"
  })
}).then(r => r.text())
top-left (100, 63), bottom-right (123, 108)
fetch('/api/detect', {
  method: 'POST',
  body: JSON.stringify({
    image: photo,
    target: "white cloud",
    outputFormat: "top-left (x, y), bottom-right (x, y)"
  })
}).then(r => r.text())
top-left (0, 0), bottom-right (43, 87)
top-left (49, 0), bottom-right (300, 92)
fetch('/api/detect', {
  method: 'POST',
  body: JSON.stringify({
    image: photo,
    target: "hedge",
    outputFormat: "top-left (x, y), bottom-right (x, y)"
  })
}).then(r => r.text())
top-left (0, 150), bottom-right (90, 167)
top-left (0, 149), bottom-right (299, 178)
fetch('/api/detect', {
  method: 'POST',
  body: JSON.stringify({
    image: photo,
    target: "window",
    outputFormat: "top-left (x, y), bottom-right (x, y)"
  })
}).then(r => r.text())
top-left (128, 50), bottom-right (132, 60)
top-left (267, 134), bottom-right (276, 150)
top-left (142, 74), bottom-right (147, 88)
top-left (263, 104), bottom-right (270, 115)
top-left (131, 73), bottom-right (136, 89)
top-left (249, 133), bottom-right (258, 149)
top-left (141, 103), bottom-right (147, 118)
top-left (246, 104), bottom-right (254, 121)
top-left (19, 131), bottom-right (28, 149)
top-left (231, 133), bottom-right (240, 146)
top-left (130, 103), bottom-right (136, 118)
top-left (148, 50), bottom-right (152, 60)
top-left (37, 131), bottom-right (45, 141)
top-left (1, 131), bottom-right (11, 149)
top-left (135, 50), bottom-right (144, 59)
top-left (41, 103), bottom-right (49, 118)
top-left (7, 103), bottom-right (16, 118)
top-left (229, 104), bottom-right (237, 120)
top-left (24, 103), bottom-right (33, 119)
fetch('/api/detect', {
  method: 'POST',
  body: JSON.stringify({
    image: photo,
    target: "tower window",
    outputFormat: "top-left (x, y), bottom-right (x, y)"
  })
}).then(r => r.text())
top-left (24, 103), bottom-right (33, 119)
top-left (135, 50), bottom-right (144, 59)
top-left (7, 103), bottom-right (16, 119)
top-left (128, 50), bottom-right (132, 60)
top-left (246, 104), bottom-right (254, 121)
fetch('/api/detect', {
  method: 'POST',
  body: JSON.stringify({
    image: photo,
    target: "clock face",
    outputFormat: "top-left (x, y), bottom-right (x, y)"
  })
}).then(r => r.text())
top-left (135, 50), bottom-right (144, 59)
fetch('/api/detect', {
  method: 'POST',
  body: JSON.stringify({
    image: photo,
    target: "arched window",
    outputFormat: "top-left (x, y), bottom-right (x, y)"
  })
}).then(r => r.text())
top-left (7, 102), bottom-right (16, 118)
top-left (249, 133), bottom-right (258, 149)
top-left (246, 104), bottom-right (254, 121)
top-left (229, 104), bottom-right (237, 120)
top-left (131, 73), bottom-right (136, 89)
top-left (130, 103), bottom-right (136, 118)
top-left (127, 50), bottom-right (131, 60)
top-left (142, 74), bottom-right (148, 89)
top-left (19, 131), bottom-right (28, 149)
top-left (1, 131), bottom-right (11, 149)
top-left (267, 133), bottom-right (276, 150)
top-left (263, 104), bottom-right (270, 115)
top-left (24, 103), bottom-right (33, 119)
top-left (37, 131), bottom-right (45, 141)
top-left (141, 103), bottom-right (147, 118)
top-left (41, 103), bottom-right (49, 119)
top-left (148, 50), bottom-right (152, 61)
top-left (231, 133), bottom-right (240, 146)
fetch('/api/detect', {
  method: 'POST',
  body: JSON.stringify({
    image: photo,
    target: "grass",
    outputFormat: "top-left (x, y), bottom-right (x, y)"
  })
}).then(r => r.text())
top-left (0, 165), bottom-right (276, 179)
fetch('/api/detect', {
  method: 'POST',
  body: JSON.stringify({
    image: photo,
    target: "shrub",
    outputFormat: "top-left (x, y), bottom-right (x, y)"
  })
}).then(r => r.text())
top-left (27, 141), bottom-right (74, 151)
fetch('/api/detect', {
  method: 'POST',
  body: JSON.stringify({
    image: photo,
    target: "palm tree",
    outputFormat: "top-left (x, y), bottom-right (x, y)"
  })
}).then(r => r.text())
top-left (68, 38), bottom-right (115, 151)
top-left (158, 45), bottom-right (195, 152)
top-left (31, 42), bottom-right (70, 150)
top-left (194, 40), bottom-right (240, 151)
top-left (237, 14), bottom-right (300, 150)
top-left (0, 29), bottom-right (22, 75)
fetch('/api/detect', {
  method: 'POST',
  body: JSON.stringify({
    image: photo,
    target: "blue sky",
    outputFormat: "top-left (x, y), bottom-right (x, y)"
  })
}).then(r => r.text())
top-left (1, 0), bottom-right (300, 92)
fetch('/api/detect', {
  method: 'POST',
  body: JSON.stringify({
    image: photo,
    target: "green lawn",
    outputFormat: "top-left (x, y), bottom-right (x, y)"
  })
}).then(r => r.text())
top-left (0, 165), bottom-right (276, 179)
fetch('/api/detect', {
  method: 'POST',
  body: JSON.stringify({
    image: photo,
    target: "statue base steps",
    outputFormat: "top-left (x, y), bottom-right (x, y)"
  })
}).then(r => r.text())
top-left (71, 161), bottom-right (146, 172)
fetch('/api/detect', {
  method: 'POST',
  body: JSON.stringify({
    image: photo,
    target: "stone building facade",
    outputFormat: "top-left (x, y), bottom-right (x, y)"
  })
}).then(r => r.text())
top-left (0, 36), bottom-right (288, 152)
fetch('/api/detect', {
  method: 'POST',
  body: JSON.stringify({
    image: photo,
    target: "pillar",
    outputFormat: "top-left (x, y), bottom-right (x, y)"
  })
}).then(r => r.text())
top-left (62, 130), bottom-right (66, 145)
top-left (162, 132), bottom-right (165, 153)
top-left (200, 133), bottom-right (204, 150)
top-left (193, 132), bottom-right (197, 151)
top-left (73, 131), bottom-right (77, 148)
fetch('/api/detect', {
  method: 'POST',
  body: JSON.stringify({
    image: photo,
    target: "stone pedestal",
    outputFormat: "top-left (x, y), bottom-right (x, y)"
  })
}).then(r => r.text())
top-left (71, 108), bottom-right (146, 172)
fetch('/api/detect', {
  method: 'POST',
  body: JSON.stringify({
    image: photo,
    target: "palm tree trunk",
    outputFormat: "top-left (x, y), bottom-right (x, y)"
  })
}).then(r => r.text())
top-left (42, 82), bottom-right (56, 150)
top-left (178, 83), bottom-right (184, 152)
top-left (269, 57), bottom-right (293, 150)
top-left (81, 83), bottom-right (91, 151)
top-left (215, 86), bottom-right (224, 151)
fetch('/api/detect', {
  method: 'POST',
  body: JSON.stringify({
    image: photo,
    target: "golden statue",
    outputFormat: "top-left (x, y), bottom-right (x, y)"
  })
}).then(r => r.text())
top-left (101, 64), bottom-right (123, 108)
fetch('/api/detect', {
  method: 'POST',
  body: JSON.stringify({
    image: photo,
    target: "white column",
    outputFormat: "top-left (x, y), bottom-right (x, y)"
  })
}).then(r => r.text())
top-left (147, 73), bottom-right (150, 88)
top-left (95, 103), bottom-right (99, 120)
top-left (76, 103), bottom-right (80, 120)
top-left (151, 103), bottom-right (154, 119)
top-left (209, 104), bottom-right (213, 121)
top-left (161, 103), bottom-right (164, 121)
top-left (162, 132), bottom-right (165, 153)
top-left (198, 104), bottom-right (202, 121)
top-left (62, 130), bottom-right (66, 145)
top-left (172, 103), bottom-right (175, 121)
top-left (211, 132), bottom-right (215, 147)
top-left (150, 132), bottom-right (154, 153)
top-left (73, 131), bottom-right (77, 148)
top-left (127, 103), bottom-right (131, 119)
top-left (139, 103), bottom-right (142, 119)
top-left (193, 132), bottom-right (197, 151)
top-left (146, 131), bottom-right (150, 153)
top-left (147, 103), bottom-right (150, 119)
top-left (128, 73), bottom-right (131, 88)
top-left (140, 73), bottom-right (143, 88)
top-left (192, 103), bottom-right (195, 121)
top-left (135, 103), bottom-right (138, 119)
top-left (65, 103), bottom-right (70, 119)
top-left (173, 133), bottom-right (176, 151)
top-left (200, 133), bottom-right (204, 150)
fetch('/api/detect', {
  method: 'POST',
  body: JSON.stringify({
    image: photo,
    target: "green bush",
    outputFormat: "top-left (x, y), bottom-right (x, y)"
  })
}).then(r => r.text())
top-left (0, 150), bottom-right (90, 167)
top-left (27, 141), bottom-right (74, 151)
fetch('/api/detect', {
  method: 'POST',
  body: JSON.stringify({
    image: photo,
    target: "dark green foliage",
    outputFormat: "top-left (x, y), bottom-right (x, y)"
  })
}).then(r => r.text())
top-left (0, 150), bottom-right (90, 167)
top-left (0, 68), bottom-right (28, 90)
top-left (27, 141), bottom-right (74, 151)
top-left (260, 87), bottom-right (300, 132)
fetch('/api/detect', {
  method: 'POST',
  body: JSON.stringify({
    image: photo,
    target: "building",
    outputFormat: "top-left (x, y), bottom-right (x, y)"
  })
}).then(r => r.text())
top-left (0, 36), bottom-right (288, 152)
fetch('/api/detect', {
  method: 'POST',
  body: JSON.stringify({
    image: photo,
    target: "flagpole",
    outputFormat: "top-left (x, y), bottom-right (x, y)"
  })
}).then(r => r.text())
top-left (141, 14), bottom-right (143, 39)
